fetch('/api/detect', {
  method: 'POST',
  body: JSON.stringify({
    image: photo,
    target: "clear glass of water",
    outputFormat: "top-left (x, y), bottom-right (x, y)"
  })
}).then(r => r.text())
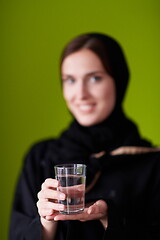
top-left (54, 164), bottom-right (86, 215)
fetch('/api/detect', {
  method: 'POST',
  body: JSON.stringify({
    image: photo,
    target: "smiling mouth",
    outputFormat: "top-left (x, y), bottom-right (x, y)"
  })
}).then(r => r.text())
top-left (78, 104), bottom-right (95, 112)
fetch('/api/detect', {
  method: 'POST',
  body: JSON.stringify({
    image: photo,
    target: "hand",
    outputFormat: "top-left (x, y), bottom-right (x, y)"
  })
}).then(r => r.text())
top-left (37, 178), bottom-right (66, 221)
top-left (37, 179), bottom-right (108, 229)
top-left (54, 200), bottom-right (108, 229)
top-left (111, 146), bottom-right (160, 155)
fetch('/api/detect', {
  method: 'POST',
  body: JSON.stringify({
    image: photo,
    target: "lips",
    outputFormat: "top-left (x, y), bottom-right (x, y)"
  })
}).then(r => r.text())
top-left (77, 104), bottom-right (96, 113)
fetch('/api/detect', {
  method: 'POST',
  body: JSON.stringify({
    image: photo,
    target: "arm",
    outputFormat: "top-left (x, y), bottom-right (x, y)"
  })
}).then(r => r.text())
top-left (9, 144), bottom-right (61, 240)
top-left (40, 218), bottom-right (58, 240)
top-left (37, 178), bottom-right (108, 237)
top-left (9, 159), bottom-right (42, 240)
top-left (104, 151), bottom-right (160, 240)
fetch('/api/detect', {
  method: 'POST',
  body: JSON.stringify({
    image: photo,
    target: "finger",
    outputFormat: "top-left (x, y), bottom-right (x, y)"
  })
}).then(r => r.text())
top-left (54, 201), bottom-right (108, 222)
top-left (86, 200), bottom-right (107, 216)
top-left (45, 214), bottom-right (58, 221)
top-left (41, 211), bottom-right (59, 221)
top-left (37, 200), bottom-right (64, 212)
top-left (37, 189), bottom-right (65, 201)
top-left (54, 209), bottom-right (104, 222)
top-left (54, 209), bottom-right (103, 222)
top-left (95, 200), bottom-right (108, 212)
top-left (54, 211), bottom-right (86, 221)
top-left (42, 178), bottom-right (59, 190)
top-left (53, 204), bottom-right (101, 221)
top-left (87, 200), bottom-right (106, 215)
top-left (87, 203), bottom-right (97, 214)
top-left (59, 185), bottom-right (84, 198)
top-left (38, 208), bottom-right (54, 217)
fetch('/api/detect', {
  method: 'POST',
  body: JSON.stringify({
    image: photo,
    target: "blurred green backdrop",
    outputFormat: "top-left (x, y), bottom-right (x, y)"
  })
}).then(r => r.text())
top-left (1, 0), bottom-right (160, 239)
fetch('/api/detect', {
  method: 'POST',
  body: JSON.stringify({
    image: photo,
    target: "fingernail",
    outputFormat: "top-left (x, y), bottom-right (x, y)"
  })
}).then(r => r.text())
top-left (58, 205), bottom-right (64, 210)
top-left (55, 181), bottom-right (58, 187)
top-left (48, 209), bottom-right (53, 214)
top-left (88, 209), bottom-right (92, 214)
top-left (60, 194), bottom-right (65, 200)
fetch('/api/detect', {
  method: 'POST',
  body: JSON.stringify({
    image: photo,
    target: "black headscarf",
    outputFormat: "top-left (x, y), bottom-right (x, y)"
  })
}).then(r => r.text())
top-left (51, 33), bottom-right (151, 185)
top-left (86, 33), bottom-right (129, 106)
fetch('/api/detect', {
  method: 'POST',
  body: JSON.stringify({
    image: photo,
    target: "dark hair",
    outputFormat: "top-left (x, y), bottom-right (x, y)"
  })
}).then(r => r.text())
top-left (60, 34), bottom-right (112, 75)
top-left (60, 32), bottom-right (129, 105)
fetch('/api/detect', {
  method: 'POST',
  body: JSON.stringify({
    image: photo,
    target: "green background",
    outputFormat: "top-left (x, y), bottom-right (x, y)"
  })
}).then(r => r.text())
top-left (1, 0), bottom-right (160, 239)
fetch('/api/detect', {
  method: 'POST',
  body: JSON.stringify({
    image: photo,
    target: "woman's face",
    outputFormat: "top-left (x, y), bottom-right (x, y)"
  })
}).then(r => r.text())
top-left (61, 49), bottom-right (116, 126)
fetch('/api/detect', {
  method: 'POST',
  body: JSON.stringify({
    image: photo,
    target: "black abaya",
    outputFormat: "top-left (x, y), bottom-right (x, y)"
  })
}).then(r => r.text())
top-left (9, 137), bottom-right (160, 239)
top-left (9, 32), bottom-right (160, 239)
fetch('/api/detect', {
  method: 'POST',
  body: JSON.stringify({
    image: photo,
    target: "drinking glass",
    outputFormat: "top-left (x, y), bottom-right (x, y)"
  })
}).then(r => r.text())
top-left (54, 164), bottom-right (86, 215)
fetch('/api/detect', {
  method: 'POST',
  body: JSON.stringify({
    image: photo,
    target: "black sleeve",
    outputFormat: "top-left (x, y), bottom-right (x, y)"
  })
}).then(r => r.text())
top-left (9, 141), bottom-right (70, 240)
top-left (9, 143), bottom-right (49, 240)
top-left (63, 220), bottom-right (105, 240)
top-left (103, 153), bottom-right (160, 240)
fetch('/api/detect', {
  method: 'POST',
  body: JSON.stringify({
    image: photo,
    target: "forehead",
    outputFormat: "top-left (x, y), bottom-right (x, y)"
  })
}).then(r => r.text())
top-left (61, 49), bottom-right (105, 75)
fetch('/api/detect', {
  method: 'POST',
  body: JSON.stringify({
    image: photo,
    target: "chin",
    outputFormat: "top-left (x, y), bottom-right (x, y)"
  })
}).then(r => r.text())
top-left (79, 122), bottom-right (94, 127)
top-left (76, 118), bottom-right (102, 127)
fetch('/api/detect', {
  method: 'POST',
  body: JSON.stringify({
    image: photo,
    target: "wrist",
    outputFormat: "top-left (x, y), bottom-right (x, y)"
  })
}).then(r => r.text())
top-left (40, 217), bottom-right (58, 240)
top-left (100, 216), bottom-right (108, 229)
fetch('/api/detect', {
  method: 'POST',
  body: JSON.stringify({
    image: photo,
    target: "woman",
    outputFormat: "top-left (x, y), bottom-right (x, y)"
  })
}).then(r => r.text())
top-left (9, 33), bottom-right (160, 239)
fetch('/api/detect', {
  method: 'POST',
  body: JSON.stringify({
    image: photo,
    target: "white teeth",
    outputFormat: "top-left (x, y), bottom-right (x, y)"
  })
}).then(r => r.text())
top-left (79, 105), bottom-right (93, 110)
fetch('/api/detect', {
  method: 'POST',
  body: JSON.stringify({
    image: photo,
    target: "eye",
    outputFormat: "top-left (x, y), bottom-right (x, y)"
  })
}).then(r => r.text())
top-left (90, 76), bottom-right (102, 82)
top-left (63, 77), bottom-right (75, 84)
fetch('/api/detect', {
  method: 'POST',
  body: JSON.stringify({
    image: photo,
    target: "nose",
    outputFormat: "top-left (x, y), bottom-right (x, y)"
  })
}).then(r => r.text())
top-left (77, 81), bottom-right (89, 100)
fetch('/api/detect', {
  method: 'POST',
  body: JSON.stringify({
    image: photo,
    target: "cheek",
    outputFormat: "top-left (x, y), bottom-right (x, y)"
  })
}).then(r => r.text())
top-left (62, 87), bottom-right (70, 101)
top-left (99, 83), bottom-right (116, 108)
top-left (62, 87), bottom-right (74, 107)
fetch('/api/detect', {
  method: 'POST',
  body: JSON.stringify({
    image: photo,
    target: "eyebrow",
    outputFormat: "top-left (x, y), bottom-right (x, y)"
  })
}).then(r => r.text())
top-left (62, 71), bottom-right (106, 78)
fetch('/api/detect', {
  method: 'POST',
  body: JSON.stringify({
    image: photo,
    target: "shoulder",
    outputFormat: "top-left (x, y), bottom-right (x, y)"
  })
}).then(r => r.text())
top-left (26, 138), bottom-right (57, 156)
top-left (27, 138), bottom-right (58, 154)
top-left (118, 150), bottom-right (160, 165)
top-left (23, 138), bottom-right (60, 169)
top-left (108, 150), bottom-right (160, 177)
